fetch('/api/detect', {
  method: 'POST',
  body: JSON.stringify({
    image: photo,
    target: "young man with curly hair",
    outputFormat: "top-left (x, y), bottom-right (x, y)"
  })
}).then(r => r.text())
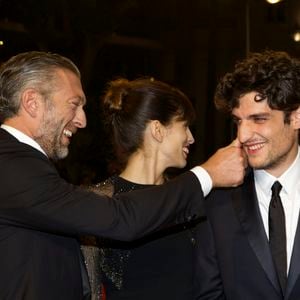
top-left (196, 51), bottom-right (300, 300)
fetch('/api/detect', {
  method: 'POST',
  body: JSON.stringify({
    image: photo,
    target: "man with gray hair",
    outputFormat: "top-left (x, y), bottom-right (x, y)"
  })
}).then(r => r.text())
top-left (0, 51), bottom-right (246, 300)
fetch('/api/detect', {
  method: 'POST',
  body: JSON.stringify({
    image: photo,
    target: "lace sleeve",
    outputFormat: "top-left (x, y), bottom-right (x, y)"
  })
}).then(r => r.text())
top-left (80, 179), bottom-right (114, 300)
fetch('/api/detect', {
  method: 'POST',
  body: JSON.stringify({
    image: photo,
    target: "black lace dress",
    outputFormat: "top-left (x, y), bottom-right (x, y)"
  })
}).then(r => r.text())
top-left (90, 175), bottom-right (201, 300)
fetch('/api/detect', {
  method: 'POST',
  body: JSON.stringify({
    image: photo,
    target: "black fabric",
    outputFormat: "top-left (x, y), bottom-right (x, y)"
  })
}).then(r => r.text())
top-left (269, 181), bottom-right (287, 294)
top-left (101, 176), bottom-right (202, 300)
top-left (0, 128), bottom-right (204, 300)
top-left (195, 171), bottom-right (300, 300)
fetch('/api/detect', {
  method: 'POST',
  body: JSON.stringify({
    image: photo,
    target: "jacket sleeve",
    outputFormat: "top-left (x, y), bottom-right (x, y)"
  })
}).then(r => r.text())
top-left (0, 148), bottom-right (205, 241)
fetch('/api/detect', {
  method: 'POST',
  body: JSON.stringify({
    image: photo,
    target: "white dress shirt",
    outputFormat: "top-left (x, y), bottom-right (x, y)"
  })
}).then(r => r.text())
top-left (254, 147), bottom-right (300, 274)
top-left (1, 124), bottom-right (47, 156)
top-left (191, 166), bottom-right (213, 197)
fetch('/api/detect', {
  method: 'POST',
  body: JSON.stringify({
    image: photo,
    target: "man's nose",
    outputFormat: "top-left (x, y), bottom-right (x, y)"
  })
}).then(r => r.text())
top-left (237, 121), bottom-right (252, 144)
top-left (74, 107), bottom-right (87, 128)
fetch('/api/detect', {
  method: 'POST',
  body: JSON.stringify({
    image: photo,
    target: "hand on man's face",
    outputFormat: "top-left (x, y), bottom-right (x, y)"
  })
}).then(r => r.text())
top-left (201, 138), bottom-right (247, 188)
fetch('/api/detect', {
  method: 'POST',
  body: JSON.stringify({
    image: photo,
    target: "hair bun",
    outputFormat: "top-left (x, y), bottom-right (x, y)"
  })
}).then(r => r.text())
top-left (103, 78), bottom-right (130, 112)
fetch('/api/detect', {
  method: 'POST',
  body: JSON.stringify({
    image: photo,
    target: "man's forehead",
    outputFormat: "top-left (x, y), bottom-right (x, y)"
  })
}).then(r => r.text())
top-left (235, 92), bottom-right (269, 106)
top-left (232, 94), bottom-right (272, 116)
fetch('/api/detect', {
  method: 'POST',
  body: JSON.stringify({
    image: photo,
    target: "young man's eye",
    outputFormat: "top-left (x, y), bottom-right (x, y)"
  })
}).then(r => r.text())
top-left (254, 117), bottom-right (267, 123)
top-left (232, 118), bottom-right (241, 125)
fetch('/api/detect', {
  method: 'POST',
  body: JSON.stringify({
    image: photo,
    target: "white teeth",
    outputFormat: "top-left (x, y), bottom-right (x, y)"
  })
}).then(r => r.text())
top-left (247, 143), bottom-right (263, 151)
top-left (63, 129), bottom-right (72, 137)
top-left (183, 147), bottom-right (189, 154)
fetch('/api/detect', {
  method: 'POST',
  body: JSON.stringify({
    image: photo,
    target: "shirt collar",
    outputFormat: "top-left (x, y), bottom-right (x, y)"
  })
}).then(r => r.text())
top-left (1, 124), bottom-right (47, 156)
top-left (254, 147), bottom-right (300, 197)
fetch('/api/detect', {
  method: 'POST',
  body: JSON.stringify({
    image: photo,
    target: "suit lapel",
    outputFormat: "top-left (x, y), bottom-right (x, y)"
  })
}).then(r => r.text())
top-left (232, 172), bottom-right (282, 295)
top-left (286, 215), bottom-right (300, 299)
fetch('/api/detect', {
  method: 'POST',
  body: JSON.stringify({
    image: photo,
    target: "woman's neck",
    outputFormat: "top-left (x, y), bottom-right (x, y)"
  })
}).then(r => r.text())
top-left (119, 151), bottom-right (165, 185)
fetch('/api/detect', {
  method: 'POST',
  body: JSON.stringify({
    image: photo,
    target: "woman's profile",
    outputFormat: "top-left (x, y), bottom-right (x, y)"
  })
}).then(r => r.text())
top-left (82, 77), bottom-right (201, 300)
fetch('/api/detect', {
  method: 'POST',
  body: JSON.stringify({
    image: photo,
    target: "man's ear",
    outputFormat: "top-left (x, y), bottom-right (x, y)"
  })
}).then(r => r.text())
top-left (20, 89), bottom-right (41, 118)
top-left (149, 120), bottom-right (165, 143)
top-left (290, 106), bottom-right (300, 129)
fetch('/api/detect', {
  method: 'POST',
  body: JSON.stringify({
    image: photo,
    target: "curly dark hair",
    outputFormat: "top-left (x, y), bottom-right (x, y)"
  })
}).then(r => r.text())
top-left (214, 50), bottom-right (300, 122)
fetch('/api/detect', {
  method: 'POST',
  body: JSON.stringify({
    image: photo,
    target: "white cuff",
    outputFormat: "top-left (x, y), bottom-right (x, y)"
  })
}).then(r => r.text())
top-left (190, 166), bottom-right (212, 197)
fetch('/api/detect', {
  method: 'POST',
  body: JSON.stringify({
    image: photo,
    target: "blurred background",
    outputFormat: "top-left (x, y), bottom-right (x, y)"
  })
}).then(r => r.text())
top-left (0, 0), bottom-right (299, 183)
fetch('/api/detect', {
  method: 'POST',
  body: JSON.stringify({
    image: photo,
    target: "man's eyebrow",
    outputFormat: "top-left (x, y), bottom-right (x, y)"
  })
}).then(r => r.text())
top-left (248, 113), bottom-right (271, 119)
top-left (80, 96), bottom-right (87, 105)
top-left (232, 112), bottom-right (271, 119)
top-left (70, 96), bottom-right (86, 105)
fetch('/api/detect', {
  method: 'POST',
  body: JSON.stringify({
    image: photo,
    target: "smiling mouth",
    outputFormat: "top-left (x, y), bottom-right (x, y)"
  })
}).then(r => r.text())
top-left (183, 146), bottom-right (190, 156)
top-left (63, 129), bottom-right (73, 138)
top-left (244, 142), bottom-right (265, 152)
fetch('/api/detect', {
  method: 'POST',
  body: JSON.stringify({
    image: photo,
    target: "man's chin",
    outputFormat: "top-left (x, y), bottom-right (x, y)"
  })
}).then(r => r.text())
top-left (51, 147), bottom-right (69, 161)
top-left (250, 161), bottom-right (268, 170)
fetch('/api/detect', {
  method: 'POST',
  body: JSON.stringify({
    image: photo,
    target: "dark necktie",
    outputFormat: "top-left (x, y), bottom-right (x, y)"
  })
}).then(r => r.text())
top-left (269, 181), bottom-right (287, 294)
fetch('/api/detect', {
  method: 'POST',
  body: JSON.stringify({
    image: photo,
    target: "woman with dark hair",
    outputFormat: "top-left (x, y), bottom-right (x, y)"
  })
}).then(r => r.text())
top-left (82, 77), bottom-right (200, 300)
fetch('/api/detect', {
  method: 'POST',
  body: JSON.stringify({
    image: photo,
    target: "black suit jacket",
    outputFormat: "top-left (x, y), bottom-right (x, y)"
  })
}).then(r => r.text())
top-left (195, 171), bottom-right (300, 300)
top-left (0, 129), bottom-right (204, 300)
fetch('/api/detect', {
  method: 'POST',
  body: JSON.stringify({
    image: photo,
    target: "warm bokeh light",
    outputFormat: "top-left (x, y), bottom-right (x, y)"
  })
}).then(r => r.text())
top-left (0, 40), bottom-right (3, 46)
top-left (266, 0), bottom-right (283, 3)
top-left (293, 31), bottom-right (300, 42)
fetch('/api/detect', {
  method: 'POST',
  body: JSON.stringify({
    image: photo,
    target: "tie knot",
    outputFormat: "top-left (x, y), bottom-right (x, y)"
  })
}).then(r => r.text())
top-left (271, 181), bottom-right (282, 197)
